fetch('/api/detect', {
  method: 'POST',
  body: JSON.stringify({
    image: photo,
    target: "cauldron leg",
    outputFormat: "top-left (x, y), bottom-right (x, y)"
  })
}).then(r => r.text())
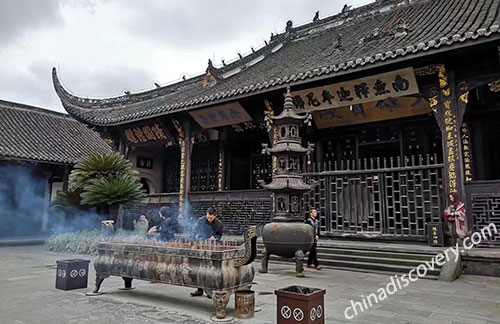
top-left (259, 248), bottom-right (271, 273)
top-left (94, 274), bottom-right (107, 293)
top-left (121, 277), bottom-right (134, 290)
top-left (295, 250), bottom-right (305, 277)
top-left (212, 290), bottom-right (231, 319)
top-left (85, 274), bottom-right (108, 295)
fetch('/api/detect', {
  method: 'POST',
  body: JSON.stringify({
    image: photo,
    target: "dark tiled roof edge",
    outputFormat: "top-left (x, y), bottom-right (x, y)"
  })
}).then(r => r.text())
top-left (53, 0), bottom-right (500, 126)
top-left (0, 100), bottom-right (114, 165)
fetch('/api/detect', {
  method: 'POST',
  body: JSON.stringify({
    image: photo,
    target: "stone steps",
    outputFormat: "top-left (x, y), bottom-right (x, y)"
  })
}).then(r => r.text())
top-left (257, 243), bottom-right (442, 280)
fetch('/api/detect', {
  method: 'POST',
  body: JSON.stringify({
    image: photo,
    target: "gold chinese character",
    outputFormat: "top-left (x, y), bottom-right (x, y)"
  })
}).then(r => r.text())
top-left (133, 128), bottom-right (147, 142)
top-left (142, 126), bottom-right (157, 141)
top-left (124, 129), bottom-right (138, 144)
top-left (443, 100), bottom-right (451, 109)
top-left (449, 179), bottom-right (456, 189)
top-left (151, 123), bottom-right (167, 139)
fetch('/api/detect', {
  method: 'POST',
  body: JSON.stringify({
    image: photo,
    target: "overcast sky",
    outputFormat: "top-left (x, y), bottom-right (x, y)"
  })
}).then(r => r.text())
top-left (0, 0), bottom-right (369, 113)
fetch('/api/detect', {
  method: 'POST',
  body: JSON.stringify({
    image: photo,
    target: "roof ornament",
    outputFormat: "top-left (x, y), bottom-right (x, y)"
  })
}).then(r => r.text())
top-left (341, 4), bottom-right (352, 15)
top-left (221, 59), bottom-right (226, 66)
top-left (124, 90), bottom-right (131, 95)
top-left (334, 34), bottom-right (342, 49)
top-left (182, 75), bottom-right (186, 81)
top-left (154, 82), bottom-right (161, 88)
top-left (251, 47), bottom-right (255, 53)
top-left (285, 20), bottom-right (293, 33)
top-left (313, 11), bottom-right (319, 22)
top-left (393, 18), bottom-right (410, 39)
top-left (203, 59), bottom-right (218, 88)
top-left (264, 40), bottom-right (268, 46)
top-left (238, 52), bottom-right (243, 59)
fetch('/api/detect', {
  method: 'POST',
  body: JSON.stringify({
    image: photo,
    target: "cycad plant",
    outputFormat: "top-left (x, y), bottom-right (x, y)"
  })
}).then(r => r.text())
top-left (69, 152), bottom-right (139, 191)
top-left (51, 189), bottom-right (85, 212)
top-left (55, 153), bottom-right (146, 223)
top-left (81, 174), bottom-right (146, 206)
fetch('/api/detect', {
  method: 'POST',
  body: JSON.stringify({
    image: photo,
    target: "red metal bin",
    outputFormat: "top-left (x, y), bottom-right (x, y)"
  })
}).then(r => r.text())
top-left (275, 286), bottom-right (326, 324)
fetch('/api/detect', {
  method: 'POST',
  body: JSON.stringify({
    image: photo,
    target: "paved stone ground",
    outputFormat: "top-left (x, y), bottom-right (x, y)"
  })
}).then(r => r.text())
top-left (1, 245), bottom-right (500, 324)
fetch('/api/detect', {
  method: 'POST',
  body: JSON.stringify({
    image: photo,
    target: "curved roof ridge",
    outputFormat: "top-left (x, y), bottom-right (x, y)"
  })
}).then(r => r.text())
top-left (0, 99), bottom-right (70, 119)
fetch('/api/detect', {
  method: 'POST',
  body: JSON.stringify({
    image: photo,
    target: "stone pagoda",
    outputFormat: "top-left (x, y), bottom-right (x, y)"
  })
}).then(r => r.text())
top-left (259, 87), bottom-right (315, 277)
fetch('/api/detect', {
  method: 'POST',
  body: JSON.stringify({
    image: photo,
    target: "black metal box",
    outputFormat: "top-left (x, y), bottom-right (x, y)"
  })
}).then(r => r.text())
top-left (55, 259), bottom-right (90, 291)
top-left (427, 222), bottom-right (445, 247)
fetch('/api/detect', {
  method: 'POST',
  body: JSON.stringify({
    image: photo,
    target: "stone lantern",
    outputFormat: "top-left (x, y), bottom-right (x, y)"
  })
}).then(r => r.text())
top-left (259, 87), bottom-right (315, 277)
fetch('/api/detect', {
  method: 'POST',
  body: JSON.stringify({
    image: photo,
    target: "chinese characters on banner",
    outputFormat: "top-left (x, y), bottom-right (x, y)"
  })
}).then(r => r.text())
top-left (290, 67), bottom-right (419, 113)
top-left (189, 102), bottom-right (252, 128)
top-left (443, 100), bottom-right (458, 192)
top-left (461, 123), bottom-right (473, 182)
top-left (313, 96), bottom-right (431, 129)
top-left (122, 121), bottom-right (173, 146)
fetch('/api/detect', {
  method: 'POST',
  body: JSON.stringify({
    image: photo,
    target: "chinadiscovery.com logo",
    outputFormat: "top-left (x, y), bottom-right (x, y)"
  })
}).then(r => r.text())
top-left (344, 223), bottom-right (498, 320)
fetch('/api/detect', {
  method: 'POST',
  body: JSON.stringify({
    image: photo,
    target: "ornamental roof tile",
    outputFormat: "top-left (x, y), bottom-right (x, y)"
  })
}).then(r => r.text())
top-left (0, 100), bottom-right (113, 164)
top-left (53, 0), bottom-right (500, 126)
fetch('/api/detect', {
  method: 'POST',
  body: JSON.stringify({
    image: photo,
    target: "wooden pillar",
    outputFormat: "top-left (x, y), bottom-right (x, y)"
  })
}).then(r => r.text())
top-left (218, 142), bottom-right (224, 191)
top-left (174, 120), bottom-right (191, 218)
top-left (62, 165), bottom-right (70, 191)
top-left (429, 65), bottom-right (468, 203)
top-left (42, 171), bottom-right (52, 232)
top-left (118, 137), bottom-right (126, 155)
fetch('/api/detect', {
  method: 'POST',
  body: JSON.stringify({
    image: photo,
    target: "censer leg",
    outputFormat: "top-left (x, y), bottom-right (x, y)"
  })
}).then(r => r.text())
top-left (119, 277), bottom-right (135, 290)
top-left (259, 248), bottom-right (271, 273)
top-left (212, 290), bottom-right (231, 319)
top-left (85, 274), bottom-right (108, 296)
top-left (295, 250), bottom-right (305, 278)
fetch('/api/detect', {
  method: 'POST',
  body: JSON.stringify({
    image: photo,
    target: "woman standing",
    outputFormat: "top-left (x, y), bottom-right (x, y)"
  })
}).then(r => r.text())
top-left (444, 192), bottom-right (467, 239)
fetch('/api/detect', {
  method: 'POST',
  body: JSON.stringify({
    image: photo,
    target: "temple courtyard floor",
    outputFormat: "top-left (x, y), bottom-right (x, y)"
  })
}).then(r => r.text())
top-left (1, 245), bottom-right (500, 324)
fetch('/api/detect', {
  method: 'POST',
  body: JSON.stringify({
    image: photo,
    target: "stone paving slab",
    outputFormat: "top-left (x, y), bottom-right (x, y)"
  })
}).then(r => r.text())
top-left (1, 245), bottom-right (500, 323)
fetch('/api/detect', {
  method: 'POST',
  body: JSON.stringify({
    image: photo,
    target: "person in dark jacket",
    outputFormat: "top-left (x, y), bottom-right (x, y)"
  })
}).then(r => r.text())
top-left (305, 209), bottom-right (320, 270)
top-left (149, 206), bottom-right (178, 241)
top-left (190, 206), bottom-right (223, 297)
top-left (157, 206), bottom-right (178, 242)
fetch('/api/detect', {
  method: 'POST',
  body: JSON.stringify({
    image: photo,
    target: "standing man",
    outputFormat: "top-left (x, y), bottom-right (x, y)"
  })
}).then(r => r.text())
top-left (190, 206), bottom-right (223, 297)
top-left (305, 209), bottom-right (320, 270)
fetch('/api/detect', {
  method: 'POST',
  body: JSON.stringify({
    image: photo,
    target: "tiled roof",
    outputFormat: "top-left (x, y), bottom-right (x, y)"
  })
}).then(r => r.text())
top-left (0, 100), bottom-right (114, 164)
top-left (53, 0), bottom-right (500, 126)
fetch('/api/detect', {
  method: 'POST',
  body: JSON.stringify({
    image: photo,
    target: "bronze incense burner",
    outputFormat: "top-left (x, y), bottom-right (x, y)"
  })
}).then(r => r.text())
top-left (89, 226), bottom-right (260, 319)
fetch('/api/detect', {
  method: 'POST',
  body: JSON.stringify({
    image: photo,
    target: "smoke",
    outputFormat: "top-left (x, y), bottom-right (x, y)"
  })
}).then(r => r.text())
top-left (48, 206), bottom-right (103, 234)
top-left (0, 164), bottom-right (104, 237)
top-left (0, 164), bottom-right (47, 237)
